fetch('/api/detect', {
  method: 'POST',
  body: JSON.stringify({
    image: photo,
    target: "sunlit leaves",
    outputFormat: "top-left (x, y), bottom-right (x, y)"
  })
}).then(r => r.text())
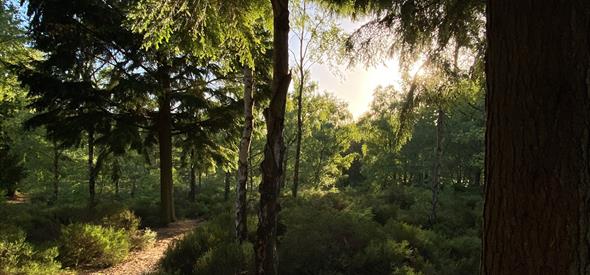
top-left (127, 0), bottom-right (271, 69)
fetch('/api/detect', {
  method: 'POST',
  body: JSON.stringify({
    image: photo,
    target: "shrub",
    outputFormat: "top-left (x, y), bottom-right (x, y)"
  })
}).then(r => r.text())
top-left (101, 208), bottom-right (156, 250)
top-left (130, 228), bottom-right (157, 250)
top-left (278, 200), bottom-right (382, 274)
top-left (353, 240), bottom-right (419, 274)
top-left (0, 227), bottom-right (62, 274)
top-left (130, 199), bottom-right (161, 227)
top-left (159, 214), bottom-right (252, 275)
top-left (58, 223), bottom-right (129, 268)
top-left (101, 209), bottom-right (141, 233)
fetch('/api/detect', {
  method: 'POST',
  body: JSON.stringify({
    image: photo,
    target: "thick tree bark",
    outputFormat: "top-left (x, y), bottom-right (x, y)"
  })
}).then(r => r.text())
top-left (429, 108), bottom-right (444, 225)
top-left (158, 72), bottom-right (176, 225)
top-left (483, 1), bottom-right (590, 273)
top-left (88, 129), bottom-right (96, 204)
top-left (236, 67), bottom-right (254, 242)
top-left (255, 0), bottom-right (291, 274)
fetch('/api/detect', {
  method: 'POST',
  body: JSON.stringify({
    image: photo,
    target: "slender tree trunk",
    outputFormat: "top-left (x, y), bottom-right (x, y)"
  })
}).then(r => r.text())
top-left (292, 89), bottom-right (303, 197)
top-left (131, 177), bottom-right (136, 197)
top-left (52, 140), bottom-right (59, 202)
top-left (224, 171), bottom-right (231, 201)
top-left (473, 169), bottom-right (481, 187)
top-left (483, 1), bottom-right (590, 273)
top-left (189, 149), bottom-right (196, 202)
top-left (112, 158), bottom-right (120, 197)
top-left (158, 71), bottom-right (176, 225)
top-left (88, 129), bottom-right (96, 204)
top-left (280, 144), bottom-right (288, 190)
top-left (198, 170), bottom-right (202, 189)
top-left (236, 67), bottom-right (255, 242)
top-left (256, 0), bottom-right (291, 274)
top-left (429, 109), bottom-right (444, 225)
top-left (248, 154), bottom-right (253, 197)
top-left (313, 146), bottom-right (326, 186)
top-left (292, 0), bottom-right (307, 199)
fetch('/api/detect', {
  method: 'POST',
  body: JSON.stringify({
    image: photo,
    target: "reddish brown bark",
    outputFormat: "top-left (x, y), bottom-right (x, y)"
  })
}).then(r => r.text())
top-left (483, 1), bottom-right (590, 273)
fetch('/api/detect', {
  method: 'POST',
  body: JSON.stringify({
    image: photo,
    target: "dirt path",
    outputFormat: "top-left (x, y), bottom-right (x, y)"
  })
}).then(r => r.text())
top-left (80, 219), bottom-right (199, 275)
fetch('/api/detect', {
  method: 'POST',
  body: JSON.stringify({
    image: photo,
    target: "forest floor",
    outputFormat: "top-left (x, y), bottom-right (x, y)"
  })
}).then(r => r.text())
top-left (79, 219), bottom-right (199, 275)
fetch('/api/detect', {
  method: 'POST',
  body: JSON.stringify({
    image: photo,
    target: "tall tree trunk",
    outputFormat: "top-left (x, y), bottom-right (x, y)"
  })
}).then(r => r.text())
top-left (88, 129), bottom-right (96, 204)
top-left (158, 72), bottom-right (176, 225)
top-left (292, 87), bottom-right (303, 197)
top-left (313, 146), bottom-right (326, 186)
top-left (198, 170), bottom-right (202, 189)
top-left (112, 157), bottom-right (120, 197)
top-left (280, 144), bottom-right (288, 190)
top-left (52, 140), bottom-right (59, 202)
top-left (483, 1), bottom-right (590, 273)
top-left (189, 149), bottom-right (196, 202)
top-left (292, 0), bottom-right (307, 199)
top-left (429, 109), bottom-right (444, 225)
top-left (248, 154), bottom-right (254, 197)
top-left (236, 67), bottom-right (254, 242)
top-left (224, 171), bottom-right (231, 201)
top-left (256, 0), bottom-right (291, 274)
top-left (473, 169), bottom-right (481, 187)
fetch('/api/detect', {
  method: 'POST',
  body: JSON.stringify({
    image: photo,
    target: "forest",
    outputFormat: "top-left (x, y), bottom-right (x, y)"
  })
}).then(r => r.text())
top-left (0, 0), bottom-right (587, 274)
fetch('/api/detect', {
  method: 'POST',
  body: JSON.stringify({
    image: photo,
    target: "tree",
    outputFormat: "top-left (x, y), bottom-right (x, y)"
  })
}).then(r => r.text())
top-left (236, 66), bottom-right (255, 241)
top-left (483, 1), bottom-right (590, 273)
top-left (290, 0), bottom-right (342, 197)
top-left (0, 0), bottom-right (40, 199)
top-left (128, 0), bottom-right (270, 227)
top-left (255, 0), bottom-right (291, 273)
top-left (23, 0), bottom-right (240, 223)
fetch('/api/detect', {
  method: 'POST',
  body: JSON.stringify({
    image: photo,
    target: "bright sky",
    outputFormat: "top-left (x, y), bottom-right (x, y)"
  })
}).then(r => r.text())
top-left (299, 18), bottom-right (404, 119)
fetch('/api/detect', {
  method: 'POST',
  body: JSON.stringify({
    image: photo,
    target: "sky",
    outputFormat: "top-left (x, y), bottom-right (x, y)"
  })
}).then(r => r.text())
top-left (296, 18), bottom-right (404, 119)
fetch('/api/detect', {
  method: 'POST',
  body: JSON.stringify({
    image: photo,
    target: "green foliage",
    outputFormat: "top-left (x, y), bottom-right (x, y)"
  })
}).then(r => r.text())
top-left (283, 82), bottom-right (358, 192)
top-left (0, 146), bottom-right (26, 196)
top-left (159, 213), bottom-right (253, 275)
top-left (101, 209), bottom-right (141, 232)
top-left (0, 228), bottom-right (62, 274)
top-left (101, 209), bottom-right (156, 250)
top-left (58, 223), bottom-right (129, 268)
top-left (127, 0), bottom-right (270, 68)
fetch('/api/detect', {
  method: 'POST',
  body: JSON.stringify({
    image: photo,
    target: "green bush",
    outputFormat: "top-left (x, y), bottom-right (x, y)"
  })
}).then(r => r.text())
top-left (354, 240), bottom-right (420, 274)
top-left (101, 209), bottom-right (141, 232)
top-left (130, 228), bottom-right (157, 251)
top-left (58, 223), bottom-right (129, 268)
top-left (159, 214), bottom-right (253, 275)
top-left (278, 198), bottom-right (384, 274)
top-left (0, 227), bottom-right (62, 274)
top-left (100, 208), bottom-right (156, 250)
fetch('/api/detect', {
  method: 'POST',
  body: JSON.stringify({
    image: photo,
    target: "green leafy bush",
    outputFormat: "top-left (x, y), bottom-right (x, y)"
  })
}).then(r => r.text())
top-left (0, 227), bottom-right (62, 274)
top-left (159, 214), bottom-right (253, 275)
top-left (101, 209), bottom-right (141, 232)
top-left (58, 223), bottom-right (129, 268)
top-left (279, 197), bottom-right (384, 274)
top-left (101, 208), bottom-right (156, 250)
top-left (131, 228), bottom-right (157, 251)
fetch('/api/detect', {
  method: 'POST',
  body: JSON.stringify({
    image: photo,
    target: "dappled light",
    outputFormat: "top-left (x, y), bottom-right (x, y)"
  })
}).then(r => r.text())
top-left (1, 0), bottom-right (587, 274)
